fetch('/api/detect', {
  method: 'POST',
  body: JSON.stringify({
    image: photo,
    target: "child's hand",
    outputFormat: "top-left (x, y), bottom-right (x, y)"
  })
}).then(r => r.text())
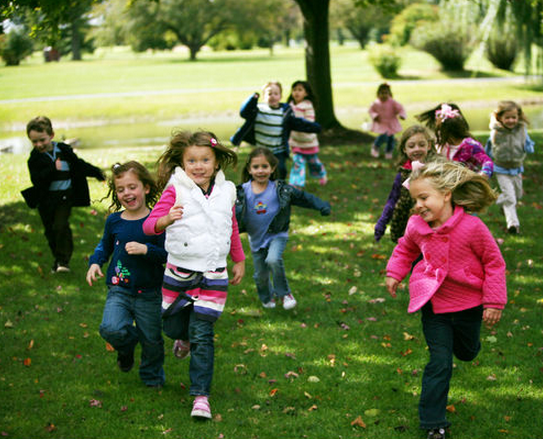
top-left (55, 158), bottom-right (62, 170)
top-left (125, 241), bottom-right (147, 255)
top-left (230, 260), bottom-right (245, 285)
top-left (385, 276), bottom-right (399, 298)
top-left (86, 263), bottom-right (103, 286)
top-left (168, 204), bottom-right (184, 222)
top-left (483, 308), bottom-right (502, 327)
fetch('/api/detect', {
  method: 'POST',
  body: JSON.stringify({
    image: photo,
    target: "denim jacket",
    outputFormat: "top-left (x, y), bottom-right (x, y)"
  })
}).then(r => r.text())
top-left (235, 180), bottom-right (331, 234)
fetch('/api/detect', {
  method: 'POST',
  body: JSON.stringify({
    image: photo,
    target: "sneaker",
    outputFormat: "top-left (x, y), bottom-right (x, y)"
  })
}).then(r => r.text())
top-left (282, 294), bottom-right (297, 310)
top-left (172, 339), bottom-right (190, 360)
top-left (56, 264), bottom-right (70, 273)
top-left (191, 395), bottom-right (212, 419)
top-left (507, 225), bottom-right (520, 234)
top-left (427, 428), bottom-right (446, 439)
top-left (385, 152), bottom-right (393, 160)
top-left (319, 176), bottom-right (328, 186)
top-left (262, 299), bottom-right (276, 309)
top-left (117, 349), bottom-right (134, 372)
top-left (371, 146), bottom-right (379, 158)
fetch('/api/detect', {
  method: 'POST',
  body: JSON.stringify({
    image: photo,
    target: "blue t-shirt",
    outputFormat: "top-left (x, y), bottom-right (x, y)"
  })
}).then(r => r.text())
top-left (242, 180), bottom-right (287, 251)
top-left (89, 212), bottom-right (167, 291)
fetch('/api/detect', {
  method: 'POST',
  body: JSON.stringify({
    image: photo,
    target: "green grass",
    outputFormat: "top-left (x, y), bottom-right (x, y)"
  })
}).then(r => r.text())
top-left (1, 133), bottom-right (542, 439)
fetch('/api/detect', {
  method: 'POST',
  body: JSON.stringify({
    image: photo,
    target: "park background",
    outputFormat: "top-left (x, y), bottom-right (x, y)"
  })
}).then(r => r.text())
top-left (1, 1), bottom-right (543, 438)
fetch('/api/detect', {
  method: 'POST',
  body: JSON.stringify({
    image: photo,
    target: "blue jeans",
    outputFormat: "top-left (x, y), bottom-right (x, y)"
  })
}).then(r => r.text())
top-left (374, 133), bottom-right (396, 153)
top-left (419, 303), bottom-right (482, 429)
top-left (163, 305), bottom-right (214, 396)
top-left (252, 236), bottom-right (290, 303)
top-left (274, 151), bottom-right (288, 180)
top-left (99, 286), bottom-right (165, 386)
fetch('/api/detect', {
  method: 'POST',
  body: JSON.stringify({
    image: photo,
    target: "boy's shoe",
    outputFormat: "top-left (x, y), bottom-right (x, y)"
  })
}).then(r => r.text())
top-left (427, 428), bottom-right (446, 439)
top-left (191, 396), bottom-right (212, 419)
top-left (371, 146), bottom-right (379, 158)
top-left (385, 152), bottom-right (393, 160)
top-left (173, 339), bottom-right (190, 360)
top-left (262, 299), bottom-right (276, 309)
top-left (56, 264), bottom-right (70, 273)
top-left (283, 294), bottom-right (297, 310)
top-left (319, 176), bottom-right (328, 186)
top-left (117, 349), bottom-right (134, 372)
top-left (507, 225), bottom-right (520, 234)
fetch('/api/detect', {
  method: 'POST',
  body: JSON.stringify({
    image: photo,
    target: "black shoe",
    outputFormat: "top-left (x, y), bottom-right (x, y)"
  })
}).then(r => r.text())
top-left (507, 226), bottom-right (519, 235)
top-left (117, 350), bottom-right (134, 372)
top-left (427, 428), bottom-right (446, 439)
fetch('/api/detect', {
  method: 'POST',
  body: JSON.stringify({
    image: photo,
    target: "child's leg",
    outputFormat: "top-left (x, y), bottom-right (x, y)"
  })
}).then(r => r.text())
top-left (188, 309), bottom-right (215, 397)
top-left (385, 134), bottom-right (396, 154)
top-left (451, 305), bottom-right (482, 361)
top-left (275, 152), bottom-right (288, 180)
top-left (307, 154), bottom-right (327, 179)
top-left (419, 303), bottom-right (453, 431)
top-left (134, 288), bottom-right (165, 386)
top-left (289, 153), bottom-right (307, 188)
top-left (372, 134), bottom-right (387, 157)
top-left (265, 236), bottom-right (290, 300)
top-left (99, 286), bottom-right (139, 369)
top-left (496, 174), bottom-right (520, 229)
top-left (252, 248), bottom-right (274, 304)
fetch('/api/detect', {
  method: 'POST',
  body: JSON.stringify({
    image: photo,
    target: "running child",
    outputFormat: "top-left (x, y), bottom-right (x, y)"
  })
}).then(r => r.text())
top-left (287, 80), bottom-right (328, 188)
top-left (385, 161), bottom-right (507, 439)
top-left (485, 100), bottom-right (535, 234)
top-left (368, 82), bottom-right (407, 159)
top-left (230, 81), bottom-right (321, 179)
top-left (86, 161), bottom-right (166, 388)
top-left (143, 131), bottom-right (245, 419)
top-left (235, 147), bottom-right (331, 310)
top-left (374, 125), bottom-right (438, 243)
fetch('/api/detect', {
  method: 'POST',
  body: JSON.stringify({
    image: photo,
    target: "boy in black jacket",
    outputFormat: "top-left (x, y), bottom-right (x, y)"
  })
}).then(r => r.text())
top-left (24, 116), bottom-right (105, 273)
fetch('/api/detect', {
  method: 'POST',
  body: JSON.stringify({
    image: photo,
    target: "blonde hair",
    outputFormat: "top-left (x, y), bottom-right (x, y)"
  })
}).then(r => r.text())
top-left (410, 161), bottom-right (497, 213)
top-left (263, 81), bottom-right (282, 94)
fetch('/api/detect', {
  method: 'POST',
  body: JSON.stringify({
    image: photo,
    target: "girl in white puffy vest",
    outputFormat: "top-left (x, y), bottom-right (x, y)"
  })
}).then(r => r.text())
top-left (143, 131), bottom-right (245, 420)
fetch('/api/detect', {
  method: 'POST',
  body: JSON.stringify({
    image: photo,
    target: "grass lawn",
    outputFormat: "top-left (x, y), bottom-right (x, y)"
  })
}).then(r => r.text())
top-left (0, 130), bottom-right (542, 438)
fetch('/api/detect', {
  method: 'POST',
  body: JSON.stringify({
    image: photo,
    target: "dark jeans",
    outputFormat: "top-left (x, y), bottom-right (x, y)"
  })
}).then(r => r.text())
top-left (252, 236), bottom-right (290, 303)
top-left (419, 302), bottom-right (483, 429)
top-left (374, 133), bottom-right (396, 153)
top-left (99, 286), bottom-right (165, 386)
top-left (274, 151), bottom-right (289, 180)
top-left (163, 305), bottom-right (214, 396)
top-left (38, 192), bottom-right (73, 265)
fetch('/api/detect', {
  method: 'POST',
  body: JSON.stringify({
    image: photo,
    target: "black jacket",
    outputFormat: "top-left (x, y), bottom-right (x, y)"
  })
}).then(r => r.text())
top-left (25, 142), bottom-right (105, 208)
top-left (235, 180), bottom-right (331, 234)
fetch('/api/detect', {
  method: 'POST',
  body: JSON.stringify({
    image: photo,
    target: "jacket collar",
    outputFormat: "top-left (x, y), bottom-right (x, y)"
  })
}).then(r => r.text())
top-left (170, 167), bottom-right (225, 191)
top-left (412, 205), bottom-right (465, 235)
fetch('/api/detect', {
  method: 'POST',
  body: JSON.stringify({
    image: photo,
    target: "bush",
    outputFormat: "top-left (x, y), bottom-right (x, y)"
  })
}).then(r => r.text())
top-left (0, 30), bottom-right (34, 66)
top-left (485, 32), bottom-right (517, 71)
top-left (389, 2), bottom-right (439, 46)
top-left (410, 22), bottom-right (476, 71)
top-left (368, 44), bottom-right (402, 78)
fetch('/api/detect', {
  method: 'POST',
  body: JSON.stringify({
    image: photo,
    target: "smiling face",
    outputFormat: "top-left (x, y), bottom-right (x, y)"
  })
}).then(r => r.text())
top-left (498, 109), bottom-right (520, 130)
top-left (291, 84), bottom-right (308, 105)
top-left (182, 145), bottom-right (218, 191)
top-left (28, 129), bottom-right (55, 153)
top-left (114, 170), bottom-right (150, 217)
top-left (409, 177), bottom-right (453, 228)
top-left (404, 133), bottom-right (431, 163)
top-left (247, 154), bottom-right (275, 185)
top-left (264, 84), bottom-right (282, 108)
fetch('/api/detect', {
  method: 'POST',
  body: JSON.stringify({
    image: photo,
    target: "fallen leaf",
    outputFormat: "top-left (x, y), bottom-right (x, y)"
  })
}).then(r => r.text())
top-left (487, 374), bottom-right (497, 381)
top-left (282, 406), bottom-right (296, 414)
top-left (304, 391), bottom-right (312, 399)
top-left (89, 399), bottom-right (102, 408)
top-left (269, 388), bottom-right (279, 397)
top-left (213, 414), bottom-right (223, 422)
top-left (446, 404), bottom-right (456, 413)
top-left (252, 405), bottom-right (261, 410)
top-left (307, 376), bottom-right (320, 383)
top-left (351, 416), bottom-right (366, 428)
top-left (44, 423), bottom-right (56, 432)
top-left (371, 253), bottom-right (386, 260)
top-left (4, 320), bottom-right (13, 329)
top-left (27, 340), bottom-right (34, 350)
top-left (486, 336), bottom-right (497, 343)
top-left (284, 371), bottom-right (299, 379)
top-left (307, 404), bottom-right (318, 411)
top-left (364, 408), bottom-right (380, 417)
top-left (403, 332), bottom-right (415, 340)
top-left (23, 358), bottom-right (31, 367)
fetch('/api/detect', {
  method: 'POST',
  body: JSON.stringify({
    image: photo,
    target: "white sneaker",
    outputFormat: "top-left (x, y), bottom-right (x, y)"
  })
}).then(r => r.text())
top-left (371, 146), bottom-right (379, 158)
top-left (262, 299), bottom-right (276, 309)
top-left (282, 294), bottom-right (297, 310)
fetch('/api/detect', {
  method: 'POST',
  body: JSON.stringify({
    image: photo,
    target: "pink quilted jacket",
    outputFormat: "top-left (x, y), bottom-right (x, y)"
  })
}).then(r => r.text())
top-left (386, 206), bottom-right (507, 314)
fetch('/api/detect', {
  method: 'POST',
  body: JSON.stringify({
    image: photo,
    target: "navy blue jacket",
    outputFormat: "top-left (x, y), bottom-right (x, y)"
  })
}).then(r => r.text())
top-left (235, 179), bottom-right (331, 234)
top-left (230, 93), bottom-right (321, 154)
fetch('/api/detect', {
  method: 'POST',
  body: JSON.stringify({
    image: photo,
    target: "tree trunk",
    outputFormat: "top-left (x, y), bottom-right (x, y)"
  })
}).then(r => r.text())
top-left (71, 20), bottom-right (82, 61)
top-left (295, 0), bottom-right (340, 130)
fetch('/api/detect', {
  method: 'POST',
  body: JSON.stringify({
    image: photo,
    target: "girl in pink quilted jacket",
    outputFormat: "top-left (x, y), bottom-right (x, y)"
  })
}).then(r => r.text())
top-left (385, 161), bottom-right (506, 439)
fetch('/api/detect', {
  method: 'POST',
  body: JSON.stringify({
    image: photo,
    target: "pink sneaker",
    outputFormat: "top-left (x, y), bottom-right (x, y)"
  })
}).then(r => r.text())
top-left (191, 395), bottom-right (212, 419)
top-left (319, 176), bottom-right (328, 186)
top-left (173, 339), bottom-right (190, 360)
top-left (371, 146), bottom-right (379, 158)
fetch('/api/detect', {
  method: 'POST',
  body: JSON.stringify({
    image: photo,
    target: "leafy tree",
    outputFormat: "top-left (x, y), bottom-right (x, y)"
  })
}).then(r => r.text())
top-left (0, 27), bottom-right (34, 65)
top-left (388, 2), bottom-right (438, 46)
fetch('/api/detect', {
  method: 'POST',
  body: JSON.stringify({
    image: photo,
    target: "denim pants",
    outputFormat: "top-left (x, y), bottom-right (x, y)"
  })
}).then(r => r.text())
top-left (274, 151), bottom-right (289, 180)
top-left (99, 286), bottom-right (165, 386)
top-left (163, 305), bottom-right (214, 396)
top-left (252, 236), bottom-right (290, 303)
top-left (374, 133), bottom-right (396, 153)
top-left (289, 153), bottom-right (327, 188)
top-left (419, 302), bottom-right (483, 429)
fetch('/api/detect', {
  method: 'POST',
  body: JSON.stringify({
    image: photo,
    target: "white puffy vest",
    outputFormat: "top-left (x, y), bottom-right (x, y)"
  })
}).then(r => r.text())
top-left (165, 167), bottom-right (236, 272)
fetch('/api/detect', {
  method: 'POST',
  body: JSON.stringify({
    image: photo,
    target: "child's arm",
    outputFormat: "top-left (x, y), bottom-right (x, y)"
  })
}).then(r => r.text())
top-left (386, 276), bottom-right (400, 297)
top-left (86, 217), bottom-right (115, 286)
top-left (470, 141), bottom-right (494, 177)
top-left (394, 100), bottom-right (407, 120)
top-left (239, 93), bottom-right (259, 119)
top-left (124, 237), bottom-right (167, 265)
top-left (290, 186), bottom-right (331, 215)
top-left (369, 101), bottom-right (380, 122)
top-left (375, 172), bottom-right (403, 242)
top-left (61, 145), bottom-right (105, 181)
top-left (385, 224), bottom-right (421, 291)
top-left (143, 186), bottom-right (180, 235)
top-left (525, 129), bottom-right (535, 154)
top-left (286, 106), bottom-right (321, 134)
top-left (229, 207), bottom-right (245, 285)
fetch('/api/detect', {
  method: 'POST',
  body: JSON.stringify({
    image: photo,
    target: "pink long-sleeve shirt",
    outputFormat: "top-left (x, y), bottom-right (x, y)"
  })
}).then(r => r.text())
top-left (386, 206), bottom-right (507, 314)
top-left (369, 98), bottom-right (406, 135)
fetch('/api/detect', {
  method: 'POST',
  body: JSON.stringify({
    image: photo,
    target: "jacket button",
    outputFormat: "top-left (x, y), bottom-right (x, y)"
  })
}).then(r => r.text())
top-left (441, 257), bottom-right (446, 263)
top-left (442, 237), bottom-right (449, 242)
top-left (184, 243), bottom-right (188, 247)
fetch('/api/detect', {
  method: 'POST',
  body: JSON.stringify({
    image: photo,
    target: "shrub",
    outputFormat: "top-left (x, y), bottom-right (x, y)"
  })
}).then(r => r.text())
top-left (0, 30), bottom-right (34, 66)
top-left (485, 32), bottom-right (517, 71)
top-left (410, 22), bottom-right (476, 71)
top-left (368, 44), bottom-right (402, 78)
top-left (389, 2), bottom-right (439, 46)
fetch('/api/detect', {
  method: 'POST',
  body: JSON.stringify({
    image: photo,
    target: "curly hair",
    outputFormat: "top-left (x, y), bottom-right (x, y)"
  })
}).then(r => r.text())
top-left (494, 100), bottom-right (529, 125)
top-left (241, 147), bottom-right (279, 183)
top-left (105, 161), bottom-right (160, 212)
top-left (156, 130), bottom-right (237, 191)
top-left (410, 161), bottom-right (497, 213)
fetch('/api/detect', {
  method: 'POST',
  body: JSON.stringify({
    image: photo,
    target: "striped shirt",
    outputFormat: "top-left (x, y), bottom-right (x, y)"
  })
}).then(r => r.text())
top-left (44, 143), bottom-right (72, 191)
top-left (255, 103), bottom-right (284, 154)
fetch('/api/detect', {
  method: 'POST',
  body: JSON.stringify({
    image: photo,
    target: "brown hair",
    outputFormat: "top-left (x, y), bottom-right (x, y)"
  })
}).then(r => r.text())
top-left (26, 116), bottom-right (54, 136)
top-left (494, 100), bottom-right (529, 125)
top-left (156, 130), bottom-right (237, 191)
top-left (377, 82), bottom-right (392, 97)
top-left (396, 125), bottom-right (436, 166)
top-left (241, 147), bottom-right (279, 183)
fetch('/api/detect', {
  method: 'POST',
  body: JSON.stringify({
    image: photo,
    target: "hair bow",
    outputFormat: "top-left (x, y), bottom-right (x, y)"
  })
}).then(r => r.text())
top-left (435, 104), bottom-right (460, 121)
top-left (402, 160), bottom-right (425, 189)
top-left (210, 138), bottom-right (218, 147)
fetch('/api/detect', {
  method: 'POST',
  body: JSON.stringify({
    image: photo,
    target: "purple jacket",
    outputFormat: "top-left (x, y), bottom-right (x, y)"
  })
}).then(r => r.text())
top-left (386, 206), bottom-right (507, 314)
